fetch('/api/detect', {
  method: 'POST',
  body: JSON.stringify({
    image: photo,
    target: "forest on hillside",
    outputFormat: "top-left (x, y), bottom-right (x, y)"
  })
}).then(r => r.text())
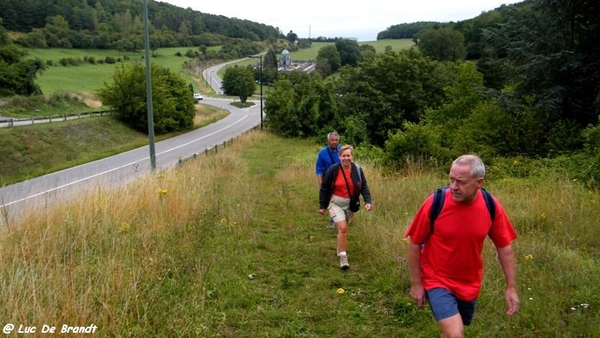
top-left (0, 0), bottom-right (280, 50)
top-left (262, 0), bottom-right (600, 186)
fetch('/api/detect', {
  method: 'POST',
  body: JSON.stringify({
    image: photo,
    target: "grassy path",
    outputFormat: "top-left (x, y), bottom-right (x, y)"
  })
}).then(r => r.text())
top-left (1, 131), bottom-right (598, 337)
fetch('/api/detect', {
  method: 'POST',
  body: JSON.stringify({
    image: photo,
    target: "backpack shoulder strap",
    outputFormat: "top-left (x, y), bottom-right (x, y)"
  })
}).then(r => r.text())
top-left (429, 186), bottom-right (448, 234)
top-left (429, 186), bottom-right (497, 235)
top-left (480, 188), bottom-right (496, 221)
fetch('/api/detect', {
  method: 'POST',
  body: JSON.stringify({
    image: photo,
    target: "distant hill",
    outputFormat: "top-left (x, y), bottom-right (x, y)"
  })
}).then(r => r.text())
top-left (0, 0), bottom-right (280, 50)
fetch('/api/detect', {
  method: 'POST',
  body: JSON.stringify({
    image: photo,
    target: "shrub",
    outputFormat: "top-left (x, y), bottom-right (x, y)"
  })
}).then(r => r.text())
top-left (384, 122), bottom-right (451, 169)
top-left (452, 100), bottom-right (514, 157)
top-left (97, 62), bottom-right (195, 135)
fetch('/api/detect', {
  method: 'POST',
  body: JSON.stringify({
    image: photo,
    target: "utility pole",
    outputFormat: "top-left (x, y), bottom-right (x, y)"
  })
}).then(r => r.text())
top-left (143, 0), bottom-right (156, 169)
top-left (259, 54), bottom-right (263, 129)
top-left (248, 54), bottom-right (263, 129)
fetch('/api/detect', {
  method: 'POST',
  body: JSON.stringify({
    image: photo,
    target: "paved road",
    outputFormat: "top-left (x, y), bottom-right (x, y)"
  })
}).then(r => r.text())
top-left (0, 98), bottom-right (260, 226)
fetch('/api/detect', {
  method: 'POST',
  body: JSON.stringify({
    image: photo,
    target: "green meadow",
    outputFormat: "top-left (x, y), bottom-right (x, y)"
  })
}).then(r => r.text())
top-left (27, 40), bottom-right (413, 97)
top-left (28, 47), bottom-right (204, 96)
top-left (1, 131), bottom-right (598, 337)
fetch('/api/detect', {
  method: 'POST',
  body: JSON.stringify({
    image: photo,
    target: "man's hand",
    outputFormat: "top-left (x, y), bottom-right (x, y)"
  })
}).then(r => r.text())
top-left (410, 283), bottom-right (427, 307)
top-left (505, 287), bottom-right (520, 315)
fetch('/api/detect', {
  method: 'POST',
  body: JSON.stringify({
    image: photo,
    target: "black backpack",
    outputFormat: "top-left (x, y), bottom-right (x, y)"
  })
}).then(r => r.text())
top-left (429, 186), bottom-right (496, 234)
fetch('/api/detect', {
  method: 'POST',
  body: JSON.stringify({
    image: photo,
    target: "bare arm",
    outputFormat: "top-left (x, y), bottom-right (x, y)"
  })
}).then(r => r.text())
top-left (407, 239), bottom-right (427, 307)
top-left (497, 244), bottom-right (519, 315)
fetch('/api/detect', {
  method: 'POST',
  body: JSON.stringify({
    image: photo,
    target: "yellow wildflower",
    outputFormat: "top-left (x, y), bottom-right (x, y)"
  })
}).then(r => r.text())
top-left (337, 288), bottom-right (345, 295)
top-left (118, 222), bottom-right (130, 233)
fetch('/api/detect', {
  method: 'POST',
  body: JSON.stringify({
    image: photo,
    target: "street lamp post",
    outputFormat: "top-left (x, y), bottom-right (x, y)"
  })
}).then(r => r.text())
top-left (143, 0), bottom-right (156, 169)
top-left (249, 54), bottom-right (263, 129)
top-left (259, 54), bottom-right (263, 129)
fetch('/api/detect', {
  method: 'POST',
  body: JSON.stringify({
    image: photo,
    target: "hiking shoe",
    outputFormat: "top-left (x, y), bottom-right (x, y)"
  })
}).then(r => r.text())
top-left (328, 218), bottom-right (335, 229)
top-left (339, 254), bottom-right (349, 270)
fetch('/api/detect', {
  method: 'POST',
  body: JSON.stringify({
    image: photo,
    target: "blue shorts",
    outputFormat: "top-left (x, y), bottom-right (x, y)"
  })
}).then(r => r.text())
top-left (427, 288), bottom-right (477, 326)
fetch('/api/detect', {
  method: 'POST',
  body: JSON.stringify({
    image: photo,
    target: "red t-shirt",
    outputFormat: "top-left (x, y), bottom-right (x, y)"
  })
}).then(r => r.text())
top-left (404, 189), bottom-right (517, 301)
top-left (333, 167), bottom-right (354, 198)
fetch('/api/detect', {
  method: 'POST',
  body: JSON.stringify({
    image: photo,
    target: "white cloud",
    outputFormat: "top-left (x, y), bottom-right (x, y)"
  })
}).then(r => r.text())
top-left (157, 0), bottom-right (522, 41)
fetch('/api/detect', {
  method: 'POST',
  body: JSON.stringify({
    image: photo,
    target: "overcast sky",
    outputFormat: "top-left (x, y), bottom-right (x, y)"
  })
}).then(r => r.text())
top-left (157, 0), bottom-right (522, 42)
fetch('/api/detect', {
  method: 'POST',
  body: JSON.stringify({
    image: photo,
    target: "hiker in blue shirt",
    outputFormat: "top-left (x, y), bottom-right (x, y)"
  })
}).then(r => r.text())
top-left (316, 131), bottom-right (341, 229)
top-left (316, 131), bottom-right (341, 185)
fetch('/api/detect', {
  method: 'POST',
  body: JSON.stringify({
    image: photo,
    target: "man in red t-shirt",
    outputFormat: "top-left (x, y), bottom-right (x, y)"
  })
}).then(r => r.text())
top-left (405, 155), bottom-right (519, 337)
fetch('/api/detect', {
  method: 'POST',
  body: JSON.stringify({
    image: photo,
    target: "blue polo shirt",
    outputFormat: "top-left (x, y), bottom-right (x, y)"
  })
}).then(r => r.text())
top-left (316, 146), bottom-right (340, 176)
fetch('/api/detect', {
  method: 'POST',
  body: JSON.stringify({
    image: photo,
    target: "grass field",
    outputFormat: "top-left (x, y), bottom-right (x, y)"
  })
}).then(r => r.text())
top-left (1, 131), bottom-right (598, 337)
top-left (27, 40), bottom-right (414, 97)
top-left (28, 47), bottom-right (206, 96)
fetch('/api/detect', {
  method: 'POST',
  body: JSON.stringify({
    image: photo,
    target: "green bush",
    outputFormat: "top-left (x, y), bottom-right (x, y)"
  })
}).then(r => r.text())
top-left (452, 100), bottom-right (513, 157)
top-left (546, 120), bottom-right (586, 156)
top-left (383, 122), bottom-right (451, 169)
top-left (97, 62), bottom-right (195, 135)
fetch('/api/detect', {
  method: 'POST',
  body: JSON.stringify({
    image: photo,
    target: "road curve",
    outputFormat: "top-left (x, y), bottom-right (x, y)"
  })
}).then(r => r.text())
top-left (0, 98), bottom-right (261, 226)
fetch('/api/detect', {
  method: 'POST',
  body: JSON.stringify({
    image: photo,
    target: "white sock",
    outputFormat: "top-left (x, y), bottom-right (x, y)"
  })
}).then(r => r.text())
top-left (338, 251), bottom-right (347, 257)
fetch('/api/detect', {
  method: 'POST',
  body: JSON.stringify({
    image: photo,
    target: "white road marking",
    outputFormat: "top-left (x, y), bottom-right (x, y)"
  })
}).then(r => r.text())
top-left (1, 114), bottom-right (250, 208)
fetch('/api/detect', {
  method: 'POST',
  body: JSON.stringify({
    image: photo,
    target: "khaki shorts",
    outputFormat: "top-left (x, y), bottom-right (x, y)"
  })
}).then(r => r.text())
top-left (328, 194), bottom-right (353, 223)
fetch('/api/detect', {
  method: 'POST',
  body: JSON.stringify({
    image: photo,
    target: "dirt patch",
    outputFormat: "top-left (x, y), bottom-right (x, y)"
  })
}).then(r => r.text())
top-left (76, 92), bottom-right (103, 109)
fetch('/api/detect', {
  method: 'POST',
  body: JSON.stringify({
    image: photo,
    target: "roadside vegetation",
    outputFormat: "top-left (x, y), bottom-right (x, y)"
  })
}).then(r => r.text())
top-left (0, 104), bottom-right (228, 185)
top-left (1, 131), bottom-right (598, 337)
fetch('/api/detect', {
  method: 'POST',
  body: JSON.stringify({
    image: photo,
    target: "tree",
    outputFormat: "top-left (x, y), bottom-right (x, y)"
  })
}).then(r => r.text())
top-left (0, 20), bottom-right (45, 96)
top-left (286, 30), bottom-right (298, 43)
top-left (261, 49), bottom-right (278, 85)
top-left (335, 39), bottom-right (360, 67)
top-left (0, 20), bottom-right (9, 45)
top-left (221, 65), bottom-right (255, 103)
top-left (97, 62), bottom-right (195, 135)
top-left (316, 45), bottom-right (341, 77)
top-left (264, 71), bottom-right (335, 137)
top-left (481, 0), bottom-right (600, 128)
top-left (359, 44), bottom-right (377, 62)
top-left (335, 49), bottom-right (449, 146)
top-left (418, 26), bottom-right (466, 62)
top-left (44, 15), bottom-right (72, 48)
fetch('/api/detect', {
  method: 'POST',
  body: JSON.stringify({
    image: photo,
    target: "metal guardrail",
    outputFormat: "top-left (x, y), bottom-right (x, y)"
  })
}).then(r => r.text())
top-left (0, 110), bottom-right (114, 128)
top-left (176, 126), bottom-right (260, 166)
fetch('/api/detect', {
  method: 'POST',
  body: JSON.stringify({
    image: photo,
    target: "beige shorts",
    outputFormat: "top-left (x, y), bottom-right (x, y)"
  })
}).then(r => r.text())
top-left (328, 194), bottom-right (353, 223)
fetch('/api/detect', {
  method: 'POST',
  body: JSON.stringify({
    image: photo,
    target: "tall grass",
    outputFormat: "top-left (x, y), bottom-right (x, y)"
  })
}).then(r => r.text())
top-left (0, 132), bottom-right (598, 337)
